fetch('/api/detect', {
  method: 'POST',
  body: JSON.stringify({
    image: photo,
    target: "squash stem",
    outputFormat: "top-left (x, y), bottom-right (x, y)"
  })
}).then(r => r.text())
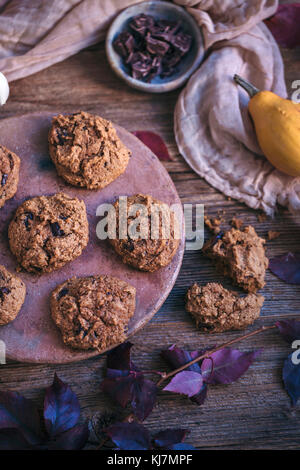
top-left (234, 74), bottom-right (260, 97)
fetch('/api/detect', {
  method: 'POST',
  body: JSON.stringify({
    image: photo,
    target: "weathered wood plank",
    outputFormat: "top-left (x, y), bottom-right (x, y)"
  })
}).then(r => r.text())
top-left (0, 2), bottom-right (300, 448)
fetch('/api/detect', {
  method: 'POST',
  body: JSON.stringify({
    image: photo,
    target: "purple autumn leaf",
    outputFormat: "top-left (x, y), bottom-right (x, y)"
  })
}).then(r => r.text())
top-left (169, 443), bottom-right (196, 450)
top-left (44, 374), bottom-right (80, 437)
top-left (283, 353), bottom-right (300, 406)
top-left (48, 423), bottom-right (89, 450)
top-left (201, 348), bottom-right (262, 385)
top-left (269, 252), bottom-right (300, 284)
top-left (276, 319), bottom-right (300, 344)
top-left (130, 375), bottom-right (158, 421)
top-left (0, 391), bottom-right (42, 445)
top-left (153, 428), bottom-right (188, 449)
top-left (161, 345), bottom-right (202, 373)
top-left (161, 345), bottom-right (208, 405)
top-left (102, 372), bottom-right (157, 421)
top-left (106, 422), bottom-right (151, 450)
top-left (132, 131), bottom-right (171, 161)
top-left (191, 382), bottom-right (208, 406)
top-left (0, 428), bottom-right (32, 450)
top-left (101, 374), bottom-right (135, 409)
top-left (107, 342), bottom-right (136, 371)
top-left (163, 371), bottom-right (204, 398)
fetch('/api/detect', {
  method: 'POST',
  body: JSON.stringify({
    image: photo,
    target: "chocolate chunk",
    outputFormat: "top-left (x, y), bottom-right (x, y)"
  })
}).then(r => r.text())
top-left (0, 287), bottom-right (10, 300)
top-left (145, 32), bottom-right (170, 56)
top-left (50, 222), bottom-right (65, 237)
top-left (56, 128), bottom-right (69, 146)
top-left (24, 212), bottom-right (33, 231)
top-left (57, 288), bottom-right (69, 300)
top-left (113, 31), bottom-right (135, 58)
top-left (114, 14), bottom-right (192, 83)
top-left (128, 52), bottom-right (153, 80)
top-left (129, 13), bottom-right (154, 37)
top-left (125, 240), bottom-right (135, 252)
top-left (172, 32), bottom-right (192, 55)
top-left (1, 174), bottom-right (8, 186)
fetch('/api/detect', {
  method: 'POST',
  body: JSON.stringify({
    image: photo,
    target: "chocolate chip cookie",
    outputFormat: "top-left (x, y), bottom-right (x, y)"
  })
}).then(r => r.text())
top-left (186, 282), bottom-right (264, 333)
top-left (203, 226), bottom-right (268, 292)
top-left (51, 275), bottom-right (136, 351)
top-left (109, 194), bottom-right (180, 272)
top-left (8, 193), bottom-right (89, 273)
top-left (0, 145), bottom-right (20, 208)
top-left (48, 111), bottom-right (131, 189)
top-left (0, 265), bottom-right (26, 325)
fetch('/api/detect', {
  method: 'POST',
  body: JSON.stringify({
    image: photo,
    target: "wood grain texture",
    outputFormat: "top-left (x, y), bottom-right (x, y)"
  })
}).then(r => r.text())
top-left (0, 1), bottom-right (300, 449)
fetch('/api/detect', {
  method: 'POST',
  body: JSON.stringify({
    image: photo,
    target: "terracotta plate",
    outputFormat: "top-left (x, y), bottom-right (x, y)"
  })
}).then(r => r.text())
top-left (0, 113), bottom-right (184, 363)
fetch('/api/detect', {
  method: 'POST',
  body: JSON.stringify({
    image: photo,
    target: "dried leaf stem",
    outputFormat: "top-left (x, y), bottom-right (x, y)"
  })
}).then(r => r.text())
top-left (156, 325), bottom-right (276, 387)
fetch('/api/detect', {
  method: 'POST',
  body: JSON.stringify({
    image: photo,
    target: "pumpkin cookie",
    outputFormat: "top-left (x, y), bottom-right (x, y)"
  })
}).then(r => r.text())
top-left (0, 265), bottom-right (26, 326)
top-left (0, 145), bottom-right (20, 208)
top-left (109, 194), bottom-right (180, 272)
top-left (48, 111), bottom-right (131, 189)
top-left (51, 275), bottom-right (136, 351)
top-left (203, 226), bottom-right (268, 292)
top-left (8, 193), bottom-right (89, 273)
top-left (186, 282), bottom-right (264, 333)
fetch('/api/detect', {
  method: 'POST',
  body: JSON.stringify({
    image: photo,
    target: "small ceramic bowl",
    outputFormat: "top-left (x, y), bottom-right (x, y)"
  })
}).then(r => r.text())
top-left (106, 1), bottom-right (204, 93)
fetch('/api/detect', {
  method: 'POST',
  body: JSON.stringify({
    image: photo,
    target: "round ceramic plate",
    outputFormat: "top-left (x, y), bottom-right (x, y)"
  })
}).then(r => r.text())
top-left (0, 112), bottom-right (184, 363)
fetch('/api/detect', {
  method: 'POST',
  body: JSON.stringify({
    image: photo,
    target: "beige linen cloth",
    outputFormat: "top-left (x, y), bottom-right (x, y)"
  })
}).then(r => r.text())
top-left (0, 0), bottom-right (299, 214)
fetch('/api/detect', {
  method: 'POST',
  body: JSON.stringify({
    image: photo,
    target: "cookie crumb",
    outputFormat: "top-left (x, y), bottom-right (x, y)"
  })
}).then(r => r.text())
top-left (186, 282), bottom-right (264, 333)
top-left (231, 217), bottom-right (243, 230)
top-left (203, 225), bottom-right (268, 293)
top-left (268, 230), bottom-right (280, 240)
top-left (257, 213), bottom-right (267, 223)
top-left (204, 215), bottom-right (223, 235)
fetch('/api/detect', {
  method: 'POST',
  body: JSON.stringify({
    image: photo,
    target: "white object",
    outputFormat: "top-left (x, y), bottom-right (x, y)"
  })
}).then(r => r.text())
top-left (0, 72), bottom-right (9, 105)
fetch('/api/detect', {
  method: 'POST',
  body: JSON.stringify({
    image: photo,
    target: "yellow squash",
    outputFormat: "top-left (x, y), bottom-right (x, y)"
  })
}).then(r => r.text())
top-left (234, 74), bottom-right (300, 177)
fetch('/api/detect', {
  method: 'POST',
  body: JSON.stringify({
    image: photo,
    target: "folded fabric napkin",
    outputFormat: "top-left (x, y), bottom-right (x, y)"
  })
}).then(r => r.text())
top-left (0, 0), bottom-right (299, 214)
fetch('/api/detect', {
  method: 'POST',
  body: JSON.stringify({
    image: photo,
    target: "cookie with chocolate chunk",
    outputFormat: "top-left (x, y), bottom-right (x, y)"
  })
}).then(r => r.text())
top-left (48, 111), bottom-right (131, 189)
top-left (186, 282), bottom-right (264, 333)
top-left (51, 275), bottom-right (136, 351)
top-left (0, 265), bottom-right (26, 326)
top-left (109, 194), bottom-right (180, 272)
top-left (0, 145), bottom-right (20, 208)
top-left (203, 226), bottom-right (268, 292)
top-left (8, 193), bottom-right (89, 273)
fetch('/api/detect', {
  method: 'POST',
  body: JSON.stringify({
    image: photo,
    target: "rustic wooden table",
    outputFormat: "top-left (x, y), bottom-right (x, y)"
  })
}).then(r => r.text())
top-left (0, 7), bottom-right (300, 450)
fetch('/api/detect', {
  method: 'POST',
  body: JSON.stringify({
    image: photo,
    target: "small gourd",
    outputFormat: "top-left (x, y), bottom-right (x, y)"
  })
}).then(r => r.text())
top-left (234, 74), bottom-right (300, 177)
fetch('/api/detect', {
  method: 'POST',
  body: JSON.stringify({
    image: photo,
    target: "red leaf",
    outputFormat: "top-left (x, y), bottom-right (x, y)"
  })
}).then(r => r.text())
top-left (265, 4), bottom-right (300, 48)
top-left (132, 131), bottom-right (172, 161)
